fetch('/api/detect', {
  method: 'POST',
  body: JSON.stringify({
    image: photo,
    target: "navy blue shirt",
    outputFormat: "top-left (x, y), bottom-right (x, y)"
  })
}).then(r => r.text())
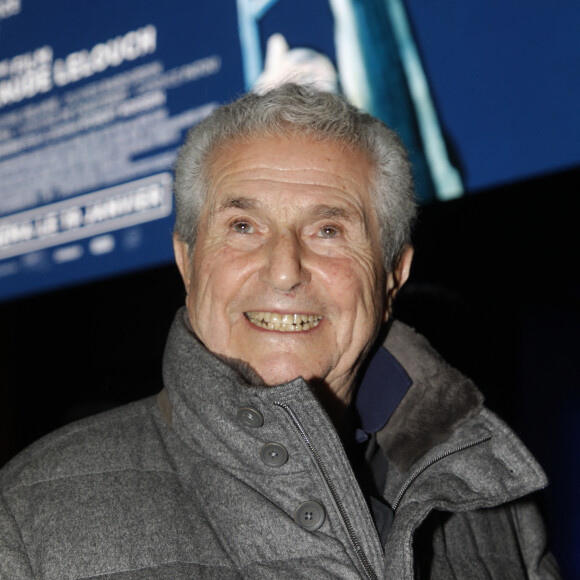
top-left (351, 345), bottom-right (412, 546)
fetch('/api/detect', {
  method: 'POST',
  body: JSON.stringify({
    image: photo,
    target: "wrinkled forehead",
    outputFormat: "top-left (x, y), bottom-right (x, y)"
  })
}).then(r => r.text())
top-left (203, 135), bottom-right (376, 212)
top-left (204, 132), bottom-right (377, 197)
top-left (206, 127), bottom-right (375, 175)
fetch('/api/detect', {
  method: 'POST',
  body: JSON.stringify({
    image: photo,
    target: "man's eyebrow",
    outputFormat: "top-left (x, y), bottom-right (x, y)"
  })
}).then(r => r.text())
top-left (213, 196), bottom-right (261, 214)
top-left (211, 198), bottom-right (364, 226)
top-left (308, 204), bottom-right (361, 223)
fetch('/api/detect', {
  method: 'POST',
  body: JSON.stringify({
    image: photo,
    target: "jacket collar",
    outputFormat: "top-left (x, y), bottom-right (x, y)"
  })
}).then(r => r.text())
top-left (377, 320), bottom-right (485, 473)
top-left (376, 321), bottom-right (549, 516)
top-left (160, 308), bottom-right (484, 472)
top-left (160, 308), bottom-right (323, 471)
top-left (161, 309), bottom-right (547, 510)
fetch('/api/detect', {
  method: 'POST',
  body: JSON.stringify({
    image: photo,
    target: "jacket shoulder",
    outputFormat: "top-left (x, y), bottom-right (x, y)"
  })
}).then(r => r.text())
top-left (0, 396), bottom-right (167, 491)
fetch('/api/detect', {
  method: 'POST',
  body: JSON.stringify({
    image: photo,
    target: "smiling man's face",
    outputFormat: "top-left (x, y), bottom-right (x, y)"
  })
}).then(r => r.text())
top-left (174, 135), bottom-right (392, 403)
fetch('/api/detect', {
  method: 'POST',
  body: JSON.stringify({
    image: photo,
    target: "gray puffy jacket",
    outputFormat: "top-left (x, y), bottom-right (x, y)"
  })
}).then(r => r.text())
top-left (0, 310), bottom-right (560, 579)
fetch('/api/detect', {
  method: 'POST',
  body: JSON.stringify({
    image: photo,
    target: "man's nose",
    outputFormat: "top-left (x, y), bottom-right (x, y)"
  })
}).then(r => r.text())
top-left (259, 230), bottom-right (311, 292)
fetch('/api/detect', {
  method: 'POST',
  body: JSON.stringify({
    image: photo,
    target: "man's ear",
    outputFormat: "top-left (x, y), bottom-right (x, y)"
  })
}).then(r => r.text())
top-left (173, 232), bottom-right (191, 290)
top-left (384, 245), bottom-right (414, 320)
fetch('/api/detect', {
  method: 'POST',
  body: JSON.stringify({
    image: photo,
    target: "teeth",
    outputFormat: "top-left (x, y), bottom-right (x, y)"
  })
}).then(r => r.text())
top-left (246, 312), bottom-right (323, 332)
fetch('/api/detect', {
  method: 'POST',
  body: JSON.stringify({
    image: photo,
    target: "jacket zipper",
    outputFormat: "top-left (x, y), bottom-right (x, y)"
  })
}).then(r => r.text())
top-left (391, 435), bottom-right (493, 511)
top-left (274, 401), bottom-right (379, 580)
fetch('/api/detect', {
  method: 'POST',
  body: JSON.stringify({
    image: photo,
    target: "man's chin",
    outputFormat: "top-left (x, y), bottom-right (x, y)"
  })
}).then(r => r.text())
top-left (250, 366), bottom-right (310, 388)
top-left (214, 354), bottom-right (268, 386)
top-left (215, 352), bottom-right (321, 388)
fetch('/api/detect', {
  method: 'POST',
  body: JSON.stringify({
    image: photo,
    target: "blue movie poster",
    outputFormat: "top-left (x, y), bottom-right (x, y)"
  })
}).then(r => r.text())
top-left (0, 1), bottom-right (243, 300)
top-left (0, 0), bottom-right (342, 301)
top-left (0, 0), bottom-right (467, 302)
top-left (1, 0), bottom-right (579, 302)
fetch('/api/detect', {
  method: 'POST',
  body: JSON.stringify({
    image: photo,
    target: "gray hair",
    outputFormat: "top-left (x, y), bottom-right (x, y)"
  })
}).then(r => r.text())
top-left (174, 84), bottom-right (416, 271)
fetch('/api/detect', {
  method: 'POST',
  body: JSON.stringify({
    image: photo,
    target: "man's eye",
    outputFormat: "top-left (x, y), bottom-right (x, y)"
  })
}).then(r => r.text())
top-left (318, 226), bottom-right (339, 238)
top-left (232, 221), bottom-right (254, 234)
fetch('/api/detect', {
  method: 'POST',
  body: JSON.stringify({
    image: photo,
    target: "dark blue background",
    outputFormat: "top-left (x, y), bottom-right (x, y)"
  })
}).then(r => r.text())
top-left (406, 0), bottom-right (580, 190)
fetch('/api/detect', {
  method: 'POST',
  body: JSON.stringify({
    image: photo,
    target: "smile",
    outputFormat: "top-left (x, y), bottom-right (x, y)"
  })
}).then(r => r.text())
top-left (245, 312), bottom-right (323, 332)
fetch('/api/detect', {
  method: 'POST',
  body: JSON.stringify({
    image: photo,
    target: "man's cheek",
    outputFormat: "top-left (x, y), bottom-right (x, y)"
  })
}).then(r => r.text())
top-left (323, 261), bottom-right (369, 298)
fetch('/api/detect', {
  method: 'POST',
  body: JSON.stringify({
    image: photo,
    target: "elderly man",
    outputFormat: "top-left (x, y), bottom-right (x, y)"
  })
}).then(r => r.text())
top-left (0, 85), bottom-right (558, 579)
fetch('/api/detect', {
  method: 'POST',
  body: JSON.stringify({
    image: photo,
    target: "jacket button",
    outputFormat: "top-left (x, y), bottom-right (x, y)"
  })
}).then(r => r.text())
top-left (294, 501), bottom-right (325, 531)
top-left (237, 406), bottom-right (264, 428)
top-left (260, 442), bottom-right (288, 467)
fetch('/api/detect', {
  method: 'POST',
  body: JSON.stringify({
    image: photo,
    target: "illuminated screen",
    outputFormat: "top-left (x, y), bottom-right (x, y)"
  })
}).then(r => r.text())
top-left (1, 0), bottom-right (579, 301)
